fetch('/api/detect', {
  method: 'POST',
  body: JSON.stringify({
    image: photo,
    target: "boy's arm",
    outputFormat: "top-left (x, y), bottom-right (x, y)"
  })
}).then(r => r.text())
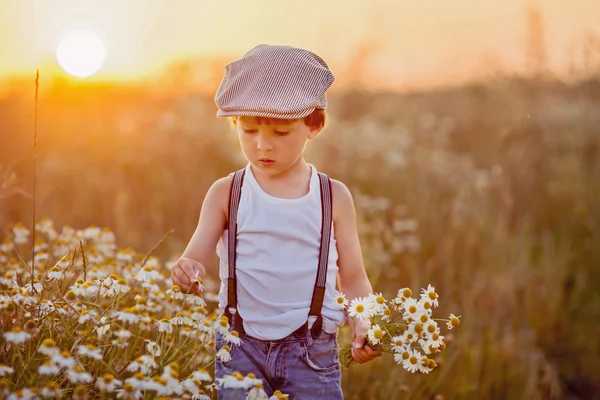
top-left (331, 179), bottom-right (382, 363)
top-left (171, 176), bottom-right (232, 292)
top-left (332, 179), bottom-right (372, 302)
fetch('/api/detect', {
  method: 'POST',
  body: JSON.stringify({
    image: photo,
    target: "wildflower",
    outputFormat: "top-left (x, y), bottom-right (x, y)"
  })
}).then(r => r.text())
top-left (0, 364), bottom-right (14, 377)
top-left (367, 324), bottom-right (385, 346)
top-left (96, 373), bottom-right (122, 393)
top-left (216, 345), bottom-right (231, 363)
top-left (189, 369), bottom-right (213, 382)
top-left (380, 306), bottom-right (392, 322)
top-left (216, 372), bottom-right (252, 390)
top-left (95, 323), bottom-right (111, 339)
top-left (186, 294), bottom-right (207, 306)
top-left (402, 297), bottom-right (421, 321)
top-left (367, 292), bottom-right (387, 313)
top-left (166, 285), bottom-right (185, 300)
top-left (145, 340), bottom-right (161, 357)
top-left (12, 223), bottom-right (30, 244)
top-left (22, 280), bottom-right (43, 294)
top-left (77, 344), bottom-right (103, 360)
top-left (7, 388), bottom-right (37, 400)
top-left (116, 383), bottom-right (143, 400)
top-left (67, 365), bottom-right (93, 384)
top-left (247, 383), bottom-right (270, 400)
top-left (0, 272), bottom-right (17, 286)
top-left (447, 313), bottom-right (461, 330)
top-left (213, 316), bottom-right (230, 335)
top-left (191, 391), bottom-right (211, 400)
top-left (41, 381), bottom-right (62, 398)
top-left (116, 307), bottom-right (141, 324)
top-left (78, 309), bottom-right (98, 324)
top-left (3, 326), bottom-right (32, 344)
top-left (225, 330), bottom-right (241, 346)
top-left (38, 338), bottom-right (59, 357)
top-left (270, 390), bottom-right (289, 400)
top-left (420, 284), bottom-right (439, 307)
top-left (402, 349), bottom-right (423, 373)
top-left (38, 360), bottom-right (60, 376)
top-left (72, 384), bottom-right (91, 400)
top-left (333, 291), bottom-right (348, 310)
top-left (124, 372), bottom-right (148, 391)
top-left (115, 329), bottom-right (133, 340)
top-left (156, 318), bottom-right (173, 333)
top-left (171, 312), bottom-right (193, 327)
top-left (136, 265), bottom-right (162, 282)
top-left (127, 355), bottom-right (158, 375)
top-left (51, 350), bottom-right (76, 369)
top-left (348, 297), bottom-right (372, 320)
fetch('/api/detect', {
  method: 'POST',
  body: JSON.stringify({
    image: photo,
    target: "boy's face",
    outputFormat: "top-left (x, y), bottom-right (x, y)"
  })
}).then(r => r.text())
top-left (236, 116), bottom-right (322, 176)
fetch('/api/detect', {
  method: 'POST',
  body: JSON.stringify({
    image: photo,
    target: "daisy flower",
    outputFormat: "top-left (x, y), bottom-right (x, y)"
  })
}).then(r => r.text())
top-left (447, 313), bottom-right (461, 330)
top-left (127, 355), bottom-right (157, 375)
top-left (224, 330), bottom-right (241, 346)
top-left (165, 285), bottom-right (185, 300)
top-left (3, 327), bottom-right (31, 344)
top-left (96, 374), bottom-right (122, 393)
top-left (216, 346), bottom-right (231, 363)
top-left (333, 291), bottom-right (348, 310)
top-left (213, 316), bottom-right (230, 335)
top-left (367, 292), bottom-right (387, 313)
top-left (38, 338), bottom-right (59, 357)
top-left (38, 360), bottom-right (60, 376)
top-left (367, 324), bottom-right (385, 346)
top-left (67, 365), bottom-right (93, 384)
top-left (41, 381), bottom-right (62, 398)
top-left (156, 318), bottom-right (173, 334)
top-left (77, 344), bottom-right (103, 360)
top-left (420, 284), bottom-right (439, 308)
top-left (402, 297), bottom-right (421, 322)
top-left (390, 335), bottom-right (406, 352)
top-left (12, 223), bottom-right (30, 244)
top-left (348, 297), bottom-right (373, 320)
top-left (51, 351), bottom-right (75, 369)
top-left (136, 265), bottom-right (162, 282)
top-left (0, 364), bottom-right (14, 377)
top-left (116, 383), bottom-right (142, 400)
top-left (46, 266), bottom-right (63, 281)
top-left (402, 349), bottom-right (423, 373)
top-left (145, 340), bottom-right (161, 357)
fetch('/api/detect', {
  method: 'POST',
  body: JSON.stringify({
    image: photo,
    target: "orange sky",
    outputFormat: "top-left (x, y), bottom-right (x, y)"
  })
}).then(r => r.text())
top-left (0, 0), bottom-right (599, 90)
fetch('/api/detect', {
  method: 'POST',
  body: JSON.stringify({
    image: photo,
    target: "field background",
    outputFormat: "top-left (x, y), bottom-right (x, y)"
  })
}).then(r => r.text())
top-left (1, 2), bottom-right (600, 399)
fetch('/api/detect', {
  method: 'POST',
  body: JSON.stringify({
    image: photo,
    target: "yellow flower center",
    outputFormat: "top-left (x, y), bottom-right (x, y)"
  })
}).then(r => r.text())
top-left (420, 315), bottom-right (429, 323)
top-left (432, 333), bottom-right (439, 340)
top-left (402, 288), bottom-right (412, 297)
top-left (222, 345), bottom-right (231, 352)
top-left (143, 265), bottom-right (153, 271)
top-left (42, 338), bottom-right (56, 347)
top-left (402, 351), bottom-right (410, 360)
top-left (451, 317), bottom-right (460, 327)
top-left (384, 308), bottom-right (391, 316)
top-left (428, 324), bottom-right (436, 333)
top-left (231, 331), bottom-right (239, 337)
top-left (81, 310), bottom-right (89, 315)
top-left (103, 374), bottom-right (114, 383)
top-left (428, 292), bottom-right (437, 300)
top-left (395, 340), bottom-right (403, 346)
top-left (410, 356), bottom-right (418, 365)
top-left (74, 365), bottom-right (85, 373)
top-left (423, 301), bottom-right (432, 310)
top-left (50, 266), bottom-right (60, 272)
top-left (247, 372), bottom-right (256, 378)
top-left (374, 330), bottom-right (383, 339)
top-left (356, 304), bottom-right (365, 313)
top-left (408, 305), bottom-right (417, 314)
top-left (336, 297), bottom-right (345, 304)
top-left (376, 296), bottom-right (385, 304)
top-left (171, 285), bottom-right (181, 292)
top-left (414, 323), bottom-right (423, 333)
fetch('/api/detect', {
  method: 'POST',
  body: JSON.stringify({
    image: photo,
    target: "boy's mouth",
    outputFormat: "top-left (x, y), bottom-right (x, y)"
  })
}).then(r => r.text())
top-left (258, 158), bottom-right (275, 166)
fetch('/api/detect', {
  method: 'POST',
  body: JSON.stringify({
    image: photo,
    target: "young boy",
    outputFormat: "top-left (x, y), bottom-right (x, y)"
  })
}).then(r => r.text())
top-left (171, 44), bottom-right (381, 399)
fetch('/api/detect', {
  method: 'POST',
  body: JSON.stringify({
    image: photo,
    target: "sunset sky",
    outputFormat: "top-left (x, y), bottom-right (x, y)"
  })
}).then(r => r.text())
top-left (0, 0), bottom-right (599, 89)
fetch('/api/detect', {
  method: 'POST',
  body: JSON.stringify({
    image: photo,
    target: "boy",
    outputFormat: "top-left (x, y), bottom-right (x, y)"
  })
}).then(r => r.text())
top-left (171, 44), bottom-right (381, 399)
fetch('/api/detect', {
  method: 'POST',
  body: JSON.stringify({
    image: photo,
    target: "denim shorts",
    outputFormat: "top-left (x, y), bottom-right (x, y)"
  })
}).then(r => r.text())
top-left (215, 327), bottom-right (344, 400)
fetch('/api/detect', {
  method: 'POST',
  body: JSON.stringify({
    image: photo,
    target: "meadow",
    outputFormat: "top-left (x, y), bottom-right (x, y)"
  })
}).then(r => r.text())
top-left (0, 73), bottom-right (599, 399)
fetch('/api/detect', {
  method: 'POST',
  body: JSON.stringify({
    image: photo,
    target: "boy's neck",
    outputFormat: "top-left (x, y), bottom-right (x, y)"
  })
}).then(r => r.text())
top-left (250, 158), bottom-right (312, 199)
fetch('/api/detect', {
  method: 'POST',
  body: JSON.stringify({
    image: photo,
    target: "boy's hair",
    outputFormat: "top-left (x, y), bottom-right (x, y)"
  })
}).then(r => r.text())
top-left (228, 108), bottom-right (327, 130)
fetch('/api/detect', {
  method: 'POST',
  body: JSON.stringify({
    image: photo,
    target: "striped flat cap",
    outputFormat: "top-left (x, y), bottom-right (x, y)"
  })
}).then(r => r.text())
top-left (215, 44), bottom-right (335, 119)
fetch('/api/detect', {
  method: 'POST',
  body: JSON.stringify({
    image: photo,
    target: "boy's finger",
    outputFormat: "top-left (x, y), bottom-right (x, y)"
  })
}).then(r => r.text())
top-left (173, 269), bottom-right (192, 287)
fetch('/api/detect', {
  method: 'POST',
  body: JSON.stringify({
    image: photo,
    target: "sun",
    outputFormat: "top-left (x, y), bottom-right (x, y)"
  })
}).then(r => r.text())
top-left (56, 29), bottom-right (106, 78)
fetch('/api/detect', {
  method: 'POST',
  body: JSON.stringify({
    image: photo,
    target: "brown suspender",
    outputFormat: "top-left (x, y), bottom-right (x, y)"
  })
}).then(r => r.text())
top-left (223, 168), bottom-right (333, 339)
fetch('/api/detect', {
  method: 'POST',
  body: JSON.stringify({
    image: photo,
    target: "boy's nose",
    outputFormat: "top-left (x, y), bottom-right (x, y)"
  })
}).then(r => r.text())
top-left (256, 133), bottom-right (273, 151)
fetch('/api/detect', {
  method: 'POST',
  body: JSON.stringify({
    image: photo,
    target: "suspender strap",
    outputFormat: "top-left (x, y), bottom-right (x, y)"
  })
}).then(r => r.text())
top-left (225, 168), bottom-right (333, 339)
top-left (309, 172), bottom-right (333, 339)
top-left (224, 169), bottom-right (246, 333)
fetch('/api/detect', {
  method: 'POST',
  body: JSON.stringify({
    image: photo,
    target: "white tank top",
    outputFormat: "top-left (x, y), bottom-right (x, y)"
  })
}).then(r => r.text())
top-left (216, 163), bottom-right (345, 340)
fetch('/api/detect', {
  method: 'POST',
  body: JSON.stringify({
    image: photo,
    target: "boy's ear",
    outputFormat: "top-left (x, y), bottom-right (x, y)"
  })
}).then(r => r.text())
top-left (307, 125), bottom-right (323, 140)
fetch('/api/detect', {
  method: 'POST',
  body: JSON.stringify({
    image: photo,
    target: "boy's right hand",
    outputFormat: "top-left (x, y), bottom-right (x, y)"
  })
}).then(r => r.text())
top-left (171, 258), bottom-right (206, 294)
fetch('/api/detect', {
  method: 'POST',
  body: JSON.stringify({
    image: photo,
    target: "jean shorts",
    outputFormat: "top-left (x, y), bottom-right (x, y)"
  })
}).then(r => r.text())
top-left (215, 327), bottom-right (344, 400)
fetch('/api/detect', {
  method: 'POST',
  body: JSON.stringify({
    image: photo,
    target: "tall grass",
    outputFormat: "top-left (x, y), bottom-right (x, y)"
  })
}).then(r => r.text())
top-left (1, 75), bottom-right (599, 399)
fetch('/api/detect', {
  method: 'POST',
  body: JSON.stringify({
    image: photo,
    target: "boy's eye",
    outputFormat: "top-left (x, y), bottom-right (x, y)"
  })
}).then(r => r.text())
top-left (274, 131), bottom-right (290, 136)
top-left (243, 129), bottom-right (257, 134)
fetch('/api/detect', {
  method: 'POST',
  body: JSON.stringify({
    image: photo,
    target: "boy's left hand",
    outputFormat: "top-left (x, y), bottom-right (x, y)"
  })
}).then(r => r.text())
top-left (350, 318), bottom-right (382, 364)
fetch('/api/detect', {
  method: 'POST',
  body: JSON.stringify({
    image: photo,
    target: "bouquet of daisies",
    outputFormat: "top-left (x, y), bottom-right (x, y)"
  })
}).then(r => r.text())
top-left (336, 285), bottom-right (461, 372)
